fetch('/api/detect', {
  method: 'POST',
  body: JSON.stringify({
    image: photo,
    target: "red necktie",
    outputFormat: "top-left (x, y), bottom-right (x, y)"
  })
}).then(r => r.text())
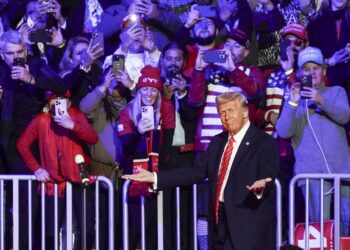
top-left (214, 135), bottom-right (235, 224)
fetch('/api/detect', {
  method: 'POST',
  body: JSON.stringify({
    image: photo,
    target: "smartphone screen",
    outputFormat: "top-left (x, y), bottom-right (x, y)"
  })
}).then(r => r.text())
top-left (112, 54), bottom-right (125, 76)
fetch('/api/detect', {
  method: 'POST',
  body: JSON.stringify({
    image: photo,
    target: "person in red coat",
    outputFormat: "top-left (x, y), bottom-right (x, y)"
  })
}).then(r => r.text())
top-left (16, 91), bottom-right (98, 249)
top-left (117, 65), bottom-right (175, 250)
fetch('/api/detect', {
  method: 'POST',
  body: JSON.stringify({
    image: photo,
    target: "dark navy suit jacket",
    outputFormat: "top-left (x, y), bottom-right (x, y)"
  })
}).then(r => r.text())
top-left (157, 124), bottom-right (279, 250)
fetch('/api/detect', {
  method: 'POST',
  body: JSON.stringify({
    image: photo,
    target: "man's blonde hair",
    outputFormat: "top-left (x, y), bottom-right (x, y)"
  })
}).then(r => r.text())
top-left (216, 91), bottom-right (248, 108)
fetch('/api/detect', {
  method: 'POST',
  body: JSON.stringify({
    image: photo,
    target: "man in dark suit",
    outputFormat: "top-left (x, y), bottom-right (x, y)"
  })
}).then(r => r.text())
top-left (123, 91), bottom-right (279, 250)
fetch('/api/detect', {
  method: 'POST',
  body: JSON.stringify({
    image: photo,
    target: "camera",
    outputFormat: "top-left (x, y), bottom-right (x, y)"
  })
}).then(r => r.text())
top-left (141, 106), bottom-right (154, 130)
top-left (29, 28), bottom-right (52, 43)
top-left (167, 69), bottom-right (179, 79)
top-left (54, 99), bottom-right (68, 117)
top-left (112, 54), bottom-right (125, 76)
top-left (91, 32), bottom-right (104, 55)
top-left (13, 57), bottom-right (25, 67)
top-left (279, 39), bottom-right (290, 61)
top-left (203, 50), bottom-right (227, 63)
top-left (300, 75), bottom-right (313, 98)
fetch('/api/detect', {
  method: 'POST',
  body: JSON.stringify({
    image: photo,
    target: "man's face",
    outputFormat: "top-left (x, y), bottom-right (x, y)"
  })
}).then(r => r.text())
top-left (140, 87), bottom-right (159, 106)
top-left (301, 62), bottom-right (326, 89)
top-left (224, 38), bottom-right (248, 63)
top-left (284, 34), bottom-right (306, 54)
top-left (192, 18), bottom-right (217, 45)
top-left (162, 48), bottom-right (185, 77)
top-left (218, 99), bottom-right (248, 134)
top-left (0, 43), bottom-right (27, 67)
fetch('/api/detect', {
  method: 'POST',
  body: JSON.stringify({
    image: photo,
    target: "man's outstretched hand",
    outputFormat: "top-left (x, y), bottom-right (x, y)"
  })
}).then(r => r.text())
top-left (122, 167), bottom-right (155, 183)
top-left (246, 178), bottom-right (272, 198)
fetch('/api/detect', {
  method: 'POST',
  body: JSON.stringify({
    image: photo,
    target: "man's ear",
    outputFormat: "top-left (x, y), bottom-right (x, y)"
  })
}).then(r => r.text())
top-left (243, 48), bottom-right (250, 58)
top-left (243, 110), bottom-right (249, 119)
top-left (0, 50), bottom-right (4, 61)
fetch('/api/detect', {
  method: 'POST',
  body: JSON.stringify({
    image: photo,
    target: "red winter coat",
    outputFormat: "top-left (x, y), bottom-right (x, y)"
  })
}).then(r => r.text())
top-left (16, 107), bottom-right (98, 196)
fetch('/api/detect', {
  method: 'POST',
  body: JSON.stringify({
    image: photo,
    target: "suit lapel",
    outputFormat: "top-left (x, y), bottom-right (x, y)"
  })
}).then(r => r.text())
top-left (212, 132), bottom-right (229, 187)
top-left (229, 125), bottom-right (256, 174)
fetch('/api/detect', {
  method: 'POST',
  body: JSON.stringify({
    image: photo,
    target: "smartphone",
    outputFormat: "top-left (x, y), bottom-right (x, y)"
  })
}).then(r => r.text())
top-left (300, 75), bottom-right (313, 98)
top-left (13, 57), bottom-right (25, 67)
top-left (54, 99), bottom-right (68, 117)
top-left (112, 54), bottom-right (125, 76)
top-left (29, 28), bottom-right (52, 43)
top-left (279, 39), bottom-right (290, 61)
top-left (166, 69), bottom-right (179, 85)
top-left (203, 50), bottom-right (227, 63)
top-left (91, 32), bottom-right (104, 55)
top-left (141, 106), bottom-right (154, 130)
top-left (194, 5), bottom-right (217, 18)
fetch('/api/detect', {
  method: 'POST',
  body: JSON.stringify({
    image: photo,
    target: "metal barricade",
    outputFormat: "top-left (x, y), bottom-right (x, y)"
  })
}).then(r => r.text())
top-left (123, 179), bottom-right (282, 250)
top-left (288, 173), bottom-right (350, 250)
top-left (0, 175), bottom-right (114, 250)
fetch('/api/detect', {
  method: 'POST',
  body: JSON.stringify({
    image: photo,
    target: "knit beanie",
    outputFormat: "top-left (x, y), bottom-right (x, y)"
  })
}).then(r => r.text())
top-left (137, 65), bottom-right (162, 91)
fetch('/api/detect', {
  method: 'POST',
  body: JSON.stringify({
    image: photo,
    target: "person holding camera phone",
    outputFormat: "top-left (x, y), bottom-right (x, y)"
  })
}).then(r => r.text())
top-left (79, 66), bottom-right (135, 250)
top-left (276, 46), bottom-right (350, 236)
top-left (60, 35), bottom-right (104, 107)
top-left (103, 14), bottom-right (161, 89)
top-left (16, 90), bottom-right (98, 249)
top-left (0, 29), bottom-right (67, 249)
top-left (117, 65), bottom-right (175, 250)
top-left (159, 42), bottom-right (200, 250)
top-left (258, 22), bottom-right (309, 240)
top-left (189, 29), bottom-right (264, 151)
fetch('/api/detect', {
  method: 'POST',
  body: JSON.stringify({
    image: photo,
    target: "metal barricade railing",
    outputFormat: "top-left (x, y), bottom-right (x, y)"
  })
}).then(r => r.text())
top-left (0, 175), bottom-right (114, 250)
top-left (122, 180), bottom-right (198, 250)
top-left (275, 179), bottom-right (282, 249)
top-left (288, 173), bottom-right (350, 250)
top-left (123, 179), bottom-right (282, 250)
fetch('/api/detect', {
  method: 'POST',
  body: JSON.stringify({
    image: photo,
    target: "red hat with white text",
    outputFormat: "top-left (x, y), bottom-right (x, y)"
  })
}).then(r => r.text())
top-left (137, 65), bottom-right (162, 91)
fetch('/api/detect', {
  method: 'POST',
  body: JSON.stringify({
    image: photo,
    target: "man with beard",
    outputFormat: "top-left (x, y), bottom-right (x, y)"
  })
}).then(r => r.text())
top-left (189, 28), bottom-right (264, 152)
top-left (173, 8), bottom-right (221, 78)
top-left (160, 42), bottom-right (199, 250)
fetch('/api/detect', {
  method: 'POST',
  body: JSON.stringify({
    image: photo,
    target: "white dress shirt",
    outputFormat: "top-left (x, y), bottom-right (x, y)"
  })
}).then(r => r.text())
top-left (219, 121), bottom-right (250, 202)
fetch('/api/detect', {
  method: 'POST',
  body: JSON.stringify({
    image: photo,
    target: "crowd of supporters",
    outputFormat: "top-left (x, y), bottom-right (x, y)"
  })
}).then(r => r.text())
top-left (0, 0), bottom-right (350, 249)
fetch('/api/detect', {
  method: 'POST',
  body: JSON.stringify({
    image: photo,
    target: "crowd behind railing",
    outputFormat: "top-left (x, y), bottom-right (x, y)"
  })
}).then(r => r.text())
top-left (0, 0), bottom-right (350, 249)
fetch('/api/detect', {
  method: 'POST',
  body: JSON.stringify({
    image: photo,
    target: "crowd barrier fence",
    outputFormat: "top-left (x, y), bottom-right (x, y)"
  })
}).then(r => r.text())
top-left (122, 179), bottom-right (283, 250)
top-left (0, 175), bottom-right (114, 250)
top-left (288, 173), bottom-right (350, 250)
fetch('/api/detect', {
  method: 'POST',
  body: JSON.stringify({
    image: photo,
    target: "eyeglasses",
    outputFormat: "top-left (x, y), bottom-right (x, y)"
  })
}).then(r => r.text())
top-left (288, 38), bottom-right (304, 47)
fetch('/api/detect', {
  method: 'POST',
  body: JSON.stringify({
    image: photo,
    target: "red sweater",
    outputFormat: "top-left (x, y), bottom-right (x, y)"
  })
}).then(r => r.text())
top-left (16, 107), bottom-right (98, 196)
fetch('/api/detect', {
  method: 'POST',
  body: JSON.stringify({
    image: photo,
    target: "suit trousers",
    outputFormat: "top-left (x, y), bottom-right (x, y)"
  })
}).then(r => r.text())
top-left (213, 202), bottom-right (234, 250)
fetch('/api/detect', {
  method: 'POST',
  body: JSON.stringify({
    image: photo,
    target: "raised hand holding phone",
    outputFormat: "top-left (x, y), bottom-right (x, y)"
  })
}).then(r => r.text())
top-left (138, 106), bottom-right (154, 134)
